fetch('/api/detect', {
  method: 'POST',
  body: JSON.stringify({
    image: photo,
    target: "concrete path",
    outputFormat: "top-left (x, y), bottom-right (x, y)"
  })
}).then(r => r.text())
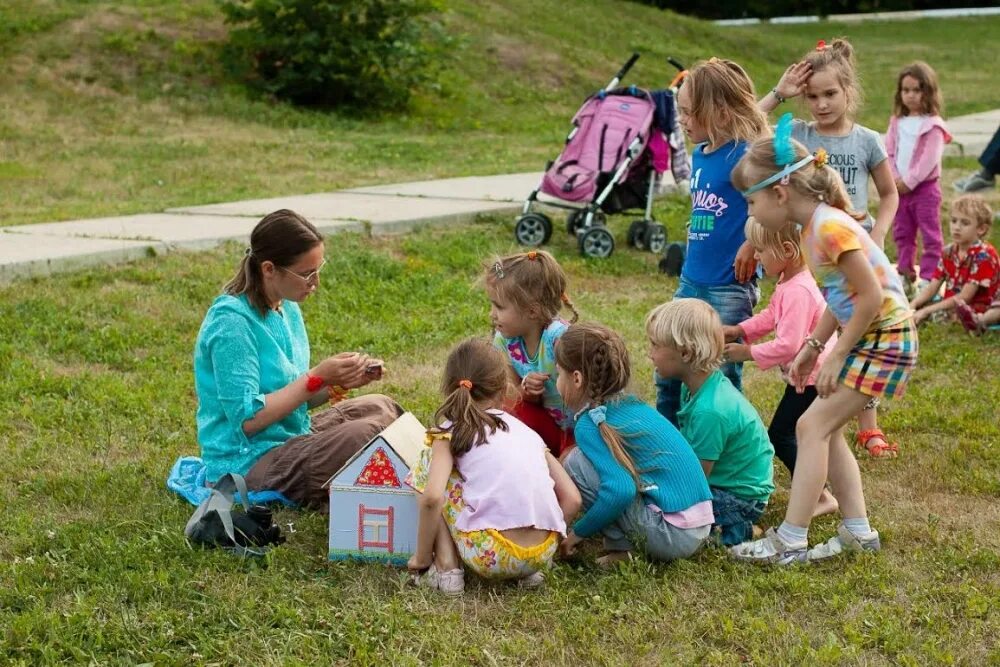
top-left (1, 109), bottom-right (997, 284)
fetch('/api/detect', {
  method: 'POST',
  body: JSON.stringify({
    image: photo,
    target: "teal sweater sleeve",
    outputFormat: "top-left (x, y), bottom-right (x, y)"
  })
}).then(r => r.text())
top-left (571, 418), bottom-right (637, 538)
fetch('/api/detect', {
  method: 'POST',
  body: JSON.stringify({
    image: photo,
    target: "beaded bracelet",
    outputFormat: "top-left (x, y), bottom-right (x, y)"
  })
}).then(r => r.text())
top-left (771, 88), bottom-right (786, 104)
top-left (804, 335), bottom-right (825, 352)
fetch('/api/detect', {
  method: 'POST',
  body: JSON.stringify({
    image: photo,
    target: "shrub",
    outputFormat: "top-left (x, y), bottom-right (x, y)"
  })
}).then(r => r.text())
top-left (219, 0), bottom-right (445, 110)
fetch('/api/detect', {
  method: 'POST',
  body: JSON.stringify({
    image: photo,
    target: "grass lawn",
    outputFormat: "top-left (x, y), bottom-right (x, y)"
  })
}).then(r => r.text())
top-left (2, 1), bottom-right (1000, 664)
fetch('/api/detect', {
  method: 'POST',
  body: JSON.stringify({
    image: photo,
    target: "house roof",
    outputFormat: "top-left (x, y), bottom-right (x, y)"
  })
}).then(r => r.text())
top-left (324, 412), bottom-right (426, 487)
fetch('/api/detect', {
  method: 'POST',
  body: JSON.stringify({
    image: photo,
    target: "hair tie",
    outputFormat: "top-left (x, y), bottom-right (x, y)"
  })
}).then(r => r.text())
top-left (813, 148), bottom-right (829, 168)
top-left (493, 261), bottom-right (505, 280)
top-left (816, 39), bottom-right (826, 50)
top-left (526, 251), bottom-right (538, 261)
top-left (458, 379), bottom-right (473, 391)
top-left (244, 247), bottom-right (253, 257)
top-left (588, 405), bottom-right (607, 426)
top-left (561, 292), bottom-right (570, 305)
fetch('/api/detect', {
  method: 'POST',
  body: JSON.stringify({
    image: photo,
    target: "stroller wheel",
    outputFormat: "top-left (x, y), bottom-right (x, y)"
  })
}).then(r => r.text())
top-left (515, 213), bottom-right (552, 247)
top-left (627, 220), bottom-right (648, 249)
top-left (567, 210), bottom-right (584, 235)
top-left (579, 227), bottom-right (615, 259)
top-left (642, 223), bottom-right (667, 254)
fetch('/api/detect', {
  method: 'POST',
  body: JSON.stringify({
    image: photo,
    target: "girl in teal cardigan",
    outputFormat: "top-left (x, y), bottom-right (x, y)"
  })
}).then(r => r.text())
top-left (555, 323), bottom-right (713, 566)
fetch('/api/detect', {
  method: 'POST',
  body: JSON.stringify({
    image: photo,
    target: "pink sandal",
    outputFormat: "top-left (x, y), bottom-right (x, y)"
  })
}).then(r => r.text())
top-left (955, 298), bottom-right (984, 336)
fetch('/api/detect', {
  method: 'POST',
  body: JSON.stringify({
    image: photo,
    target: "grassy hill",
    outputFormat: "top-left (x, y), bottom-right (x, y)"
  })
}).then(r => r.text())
top-left (1, 0), bottom-right (998, 226)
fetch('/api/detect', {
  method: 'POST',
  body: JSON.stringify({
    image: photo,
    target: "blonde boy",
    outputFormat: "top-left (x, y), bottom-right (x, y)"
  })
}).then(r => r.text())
top-left (646, 299), bottom-right (774, 546)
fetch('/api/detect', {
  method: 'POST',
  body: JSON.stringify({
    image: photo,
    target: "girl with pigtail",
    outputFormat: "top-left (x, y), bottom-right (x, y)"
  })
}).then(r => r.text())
top-left (555, 323), bottom-right (713, 566)
top-left (486, 249), bottom-right (581, 456)
top-left (728, 115), bottom-right (917, 565)
top-left (406, 338), bottom-right (580, 596)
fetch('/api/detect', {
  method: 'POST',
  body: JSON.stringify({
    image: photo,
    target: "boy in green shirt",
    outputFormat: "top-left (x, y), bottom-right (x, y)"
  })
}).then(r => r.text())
top-left (647, 299), bottom-right (775, 545)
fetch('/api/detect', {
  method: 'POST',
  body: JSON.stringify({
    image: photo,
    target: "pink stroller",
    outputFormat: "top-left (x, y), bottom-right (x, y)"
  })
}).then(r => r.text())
top-left (514, 54), bottom-right (687, 258)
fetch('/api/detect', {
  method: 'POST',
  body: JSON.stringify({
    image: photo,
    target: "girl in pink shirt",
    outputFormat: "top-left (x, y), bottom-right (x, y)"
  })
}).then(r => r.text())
top-left (886, 61), bottom-right (951, 286)
top-left (722, 217), bottom-right (838, 517)
top-left (406, 338), bottom-right (580, 596)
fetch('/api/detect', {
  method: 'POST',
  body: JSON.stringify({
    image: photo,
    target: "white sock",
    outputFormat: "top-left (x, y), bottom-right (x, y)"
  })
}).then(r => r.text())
top-left (843, 517), bottom-right (872, 536)
top-left (776, 522), bottom-right (808, 546)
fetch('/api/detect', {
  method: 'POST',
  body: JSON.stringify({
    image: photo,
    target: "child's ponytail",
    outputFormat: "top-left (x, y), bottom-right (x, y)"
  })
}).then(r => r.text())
top-left (432, 338), bottom-right (509, 457)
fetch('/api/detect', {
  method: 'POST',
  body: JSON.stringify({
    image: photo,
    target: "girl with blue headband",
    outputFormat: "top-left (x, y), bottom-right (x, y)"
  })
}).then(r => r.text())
top-left (727, 121), bottom-right (917, 565)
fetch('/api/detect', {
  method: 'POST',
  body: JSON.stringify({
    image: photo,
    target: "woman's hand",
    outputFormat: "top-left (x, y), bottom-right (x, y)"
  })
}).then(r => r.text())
top-left (723, 342), bottom-right (752, 363)
top-left (788, 344), bottom-right (820, 394)
top-left (520, 372), bottom-right (550, 400)
top-left (733, 240), bottom-right (757, 283)
top-left (722, 324), bottom-right (744, 343)
top-left (774, 61), bottom-right (812, 100)
top-left (315, 352), bottom-right (373, 389)
top-left (814, 349), bottom-right (846, 398)
top-left (559, 531), bottom-right (582, 559)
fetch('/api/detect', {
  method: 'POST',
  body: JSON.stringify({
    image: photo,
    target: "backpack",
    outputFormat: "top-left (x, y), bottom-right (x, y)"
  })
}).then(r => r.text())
top-left (184, 473), bottom-right (285, 557)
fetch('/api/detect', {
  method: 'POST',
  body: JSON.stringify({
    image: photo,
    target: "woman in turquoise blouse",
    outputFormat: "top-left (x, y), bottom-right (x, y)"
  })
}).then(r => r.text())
top-left (194, 209), bottom-right (402, 508)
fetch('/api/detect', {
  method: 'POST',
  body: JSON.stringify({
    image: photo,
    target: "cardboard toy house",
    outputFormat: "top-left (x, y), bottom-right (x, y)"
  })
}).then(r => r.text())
top-left (326, 412), bottom-right (425, 565)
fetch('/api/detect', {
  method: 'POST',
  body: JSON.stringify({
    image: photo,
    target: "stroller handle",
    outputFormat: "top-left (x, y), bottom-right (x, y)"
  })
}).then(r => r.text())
top-left (606, 52), bottom-right (640, 91)
top-left (667, 56), bottom-right (686, 72)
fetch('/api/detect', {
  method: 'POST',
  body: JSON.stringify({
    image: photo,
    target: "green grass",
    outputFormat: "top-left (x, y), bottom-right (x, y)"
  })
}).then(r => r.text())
top-left (3, 2), bottom-right (1000, 664)
top-left (0, 0), bottom-right (998, 226)
top-left (2, 211), bottom-right (999, 665)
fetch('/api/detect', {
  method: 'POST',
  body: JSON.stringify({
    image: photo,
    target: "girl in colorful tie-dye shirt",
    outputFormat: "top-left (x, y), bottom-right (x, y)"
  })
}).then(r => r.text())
top-left (485, 250), bottom-right (580, 457)
top-left (727, 127), bottom-right (917, 566)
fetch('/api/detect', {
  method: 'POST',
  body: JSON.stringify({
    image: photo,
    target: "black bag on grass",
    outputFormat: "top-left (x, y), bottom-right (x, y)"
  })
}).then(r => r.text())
top-left (184, 473), bottom-right (285, 557)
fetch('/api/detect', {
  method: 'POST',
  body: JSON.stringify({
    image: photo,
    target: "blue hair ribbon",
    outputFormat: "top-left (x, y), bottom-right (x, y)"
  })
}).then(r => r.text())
top-left (588, 405), bottom-right (607, 426)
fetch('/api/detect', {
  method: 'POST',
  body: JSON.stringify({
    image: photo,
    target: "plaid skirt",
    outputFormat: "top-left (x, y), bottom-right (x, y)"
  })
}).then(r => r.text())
top-left (839, 318), bottom-right (918, 399)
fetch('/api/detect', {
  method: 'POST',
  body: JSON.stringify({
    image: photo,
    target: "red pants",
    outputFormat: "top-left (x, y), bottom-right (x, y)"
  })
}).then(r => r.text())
top-left (507, 399), bottom-right (575, 457)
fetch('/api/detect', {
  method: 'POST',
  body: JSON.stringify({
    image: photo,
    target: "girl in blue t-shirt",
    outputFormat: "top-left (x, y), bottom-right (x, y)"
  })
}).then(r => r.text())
top-left (656, 57), bottom-right (771, 426)
top-left (485, 250), bottom-right (580, 457)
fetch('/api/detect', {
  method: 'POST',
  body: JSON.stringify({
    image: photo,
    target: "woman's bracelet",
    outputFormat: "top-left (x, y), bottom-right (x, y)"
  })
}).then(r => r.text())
top-left (771, 88), bottom-right (786, 104)
top-left (804, 335), bottom-right (825, 352)
top-left (328, 385), bottom-right (349, 405)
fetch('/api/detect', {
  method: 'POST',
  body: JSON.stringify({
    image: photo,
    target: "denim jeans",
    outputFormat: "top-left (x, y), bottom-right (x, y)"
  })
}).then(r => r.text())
top-left (655, 276), bottom-right (760, 426)
top-left (564, 449), bottom-right (710, 562)
top-left (711, 486), bottom-right (766, 546)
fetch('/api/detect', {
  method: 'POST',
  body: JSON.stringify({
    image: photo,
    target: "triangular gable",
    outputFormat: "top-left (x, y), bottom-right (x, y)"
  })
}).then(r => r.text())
top-left (354, 447), bottom-right (401, 487)
top-left (325, 412), bottom-right (427, 488)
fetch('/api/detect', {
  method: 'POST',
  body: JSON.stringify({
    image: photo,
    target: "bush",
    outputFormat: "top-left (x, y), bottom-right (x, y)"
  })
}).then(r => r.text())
top-left (219, 0), bottom-right (445, 110)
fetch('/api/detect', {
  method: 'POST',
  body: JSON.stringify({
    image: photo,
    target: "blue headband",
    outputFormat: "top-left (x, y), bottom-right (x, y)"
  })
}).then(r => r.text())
top-left (742, 112), bottom-right (817, 196)
top-left (742, 154), bottom-right (815, 196)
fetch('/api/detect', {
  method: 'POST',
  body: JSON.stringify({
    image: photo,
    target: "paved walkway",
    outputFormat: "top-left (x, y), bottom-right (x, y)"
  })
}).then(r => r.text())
top-left (1, 109), bottom-right (997, 284)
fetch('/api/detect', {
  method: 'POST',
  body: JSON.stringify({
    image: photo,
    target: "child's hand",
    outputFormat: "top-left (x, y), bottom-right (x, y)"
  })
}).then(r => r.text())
top-left (733, 241), bottom-right (757, 283)
top-left (723, 342), bottom-right (752, 363)
top-left (815, 350), bottom-right (846, 398)
top-left (520, 372), bottom-right (550, 399)
top-left (895, 178), bottom-right (910, 195)
top-left (788, 345), bottom-right (819, 393)
top-left (774, 61), bottom-right (811, 100)
top-left (558, 532), bottom-right (582, 559)
top-left (722, 324), bottom-right (744, 342)
top-left (913, 308), bottom-right (930, 325)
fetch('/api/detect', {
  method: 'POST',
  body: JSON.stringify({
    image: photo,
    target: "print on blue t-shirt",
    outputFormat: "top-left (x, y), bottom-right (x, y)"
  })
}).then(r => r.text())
top-left (683, 141), bottom-right (750, 287)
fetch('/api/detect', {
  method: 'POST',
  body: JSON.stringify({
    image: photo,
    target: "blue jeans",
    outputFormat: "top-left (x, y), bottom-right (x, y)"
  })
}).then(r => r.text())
top-left (711, 487), bottom-right (766, 546)
top-left (654, 276), bottom-right (760, 426)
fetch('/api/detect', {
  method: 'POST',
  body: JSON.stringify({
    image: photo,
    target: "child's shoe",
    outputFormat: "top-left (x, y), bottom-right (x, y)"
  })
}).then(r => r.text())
top-left (728, 528), bottom-right (808, 565)
top-left (955, 299), bottom-right (985, 336)
top-left (414, 564), bottom-right (465, 597)
top-left (807, 524), bottom-right (881, 562)
top-left (517, 571), bottom-right (546, 589)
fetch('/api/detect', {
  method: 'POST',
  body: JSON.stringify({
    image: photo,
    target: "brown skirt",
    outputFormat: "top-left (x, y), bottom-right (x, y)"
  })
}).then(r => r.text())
top-left (245, 394), bottom-right (403, 510)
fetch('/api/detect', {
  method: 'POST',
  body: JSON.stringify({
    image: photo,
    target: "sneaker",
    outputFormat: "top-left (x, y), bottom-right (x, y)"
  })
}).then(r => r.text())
top-left (658, 242), bottom-right (685, 276)
top-left (807, 524), bottom-right (881, 562)
top-left (955, 298), bottom-right (985, 336)
top-left (517, 571), bottom-right (546, 589)
top-left (953, 172), bottom-right (995, 193)
top-left (728, 528), bottom-right (808, 565)
top-left (414, 564), bottom-right (465, 597)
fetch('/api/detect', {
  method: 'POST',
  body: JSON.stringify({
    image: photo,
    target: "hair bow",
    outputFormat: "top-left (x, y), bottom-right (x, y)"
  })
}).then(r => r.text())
top-left (816, 39), bottom-right (826, 50)
top-left (493, 261), bottom-right (505, 279)
top-left (588, 405), bottom-right (607, 426)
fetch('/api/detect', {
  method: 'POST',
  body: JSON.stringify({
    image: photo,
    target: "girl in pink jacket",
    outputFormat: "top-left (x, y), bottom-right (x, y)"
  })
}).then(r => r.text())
top-left (886, 62), bottom-right (951, 288)
top-left (722, 218), bottom-right (838, 517)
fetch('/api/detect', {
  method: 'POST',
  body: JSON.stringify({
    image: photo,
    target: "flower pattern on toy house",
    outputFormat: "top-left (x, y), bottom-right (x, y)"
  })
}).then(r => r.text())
top-left (326, 413), bottom-right (425, 566)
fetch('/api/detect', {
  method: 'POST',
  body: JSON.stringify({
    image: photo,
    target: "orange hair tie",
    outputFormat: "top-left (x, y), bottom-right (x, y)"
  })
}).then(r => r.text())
top-left (561, 292), bottom-right (570, 304)
top-left (816, 39), bottom-right (826, 50)
top-left (526, 251), bottom-right (538, 260)
top-left (458, 379), bottom-right (473, 390)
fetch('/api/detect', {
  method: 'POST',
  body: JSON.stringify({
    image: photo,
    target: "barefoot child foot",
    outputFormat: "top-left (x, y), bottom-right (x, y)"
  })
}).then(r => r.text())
top-left (595, 551), bottom-right (634, 568)
top-left (813, 488), bottom-right (840, 518)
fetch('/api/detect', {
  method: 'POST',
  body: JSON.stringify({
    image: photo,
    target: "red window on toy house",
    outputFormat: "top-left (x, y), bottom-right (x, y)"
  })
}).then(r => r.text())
top-left (357, 504), bottom-right (394, 552)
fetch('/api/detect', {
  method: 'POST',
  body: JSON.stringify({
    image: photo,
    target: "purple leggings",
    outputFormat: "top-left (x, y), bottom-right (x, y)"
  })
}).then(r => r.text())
top-left (893, 179), bottom-right (943, 281)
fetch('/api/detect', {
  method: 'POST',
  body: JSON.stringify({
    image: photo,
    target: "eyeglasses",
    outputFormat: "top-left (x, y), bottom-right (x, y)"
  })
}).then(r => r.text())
top-left (278, 258), bottom-right (327, 284)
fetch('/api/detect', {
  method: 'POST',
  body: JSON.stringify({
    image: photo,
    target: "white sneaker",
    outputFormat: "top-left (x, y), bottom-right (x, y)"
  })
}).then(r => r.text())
top-left (729, 528), bottom-right (808, 565)
top-left (517, 571), bottom-right (546, 589)
top-left (807, 524), bottom-right (881, 562)
top-left (414, 564), bottom-right (465, 596)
